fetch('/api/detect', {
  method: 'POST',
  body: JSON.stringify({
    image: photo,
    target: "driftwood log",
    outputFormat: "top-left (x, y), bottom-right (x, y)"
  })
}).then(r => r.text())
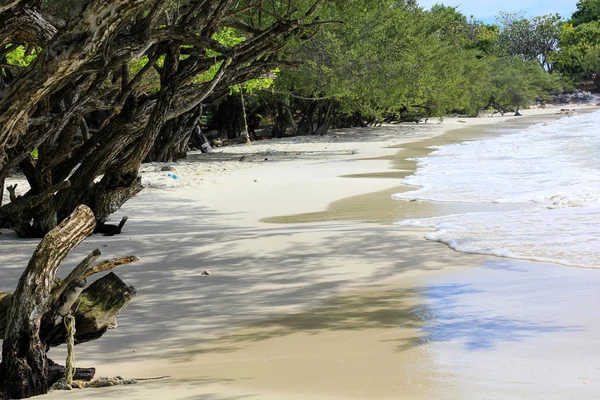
top-left (0, 205), bottom-right (137, 399)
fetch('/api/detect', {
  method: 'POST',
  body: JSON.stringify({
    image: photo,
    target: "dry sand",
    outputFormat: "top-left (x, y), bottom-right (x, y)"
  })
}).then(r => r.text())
top-left (1, 105), bottom-right (599, 399)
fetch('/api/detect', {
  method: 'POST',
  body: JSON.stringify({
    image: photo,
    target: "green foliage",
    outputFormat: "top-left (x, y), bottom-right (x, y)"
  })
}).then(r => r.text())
top-left (4, 45), bottom-right (37, 67)
top-left (496, 12), bottom-right (562, 69)
top-left (126, 26), bottom-right (256, 90)
top-left (212, 27), bottom-right (246, 48)
top-left (488, 58), bottom-right (563, 112)
top-left (277, 0), bottom-right (467, 118)
top-left (473, 24), bottom-right (501, 56)
top-left (126, 55), bottom-right (161, 92)
top-left (570, 0), bottom-right (600, 26)
top-left (552, 20), bottom-right (600, 80)
top-left (231, 72), bottom-right (278, 96)
top-left (270, 0), bottom-right (564, 125)
top-left (190, 61), bottom-right (222, 84)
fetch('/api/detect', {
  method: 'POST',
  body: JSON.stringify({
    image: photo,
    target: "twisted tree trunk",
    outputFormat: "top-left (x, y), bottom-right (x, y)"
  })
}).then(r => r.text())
top-left (0, 205), bottom-right (137, 399)
top-left (0, 0), bottom-right (327, 238)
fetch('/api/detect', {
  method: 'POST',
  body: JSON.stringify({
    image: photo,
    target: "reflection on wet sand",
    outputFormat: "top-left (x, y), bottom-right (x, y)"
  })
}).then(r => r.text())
top-left (180, 260), bottom-right (591, 399)
top-left (163, 285), bottom-right (451, 399)
top-left (249, 114), bottom-right (600, 399)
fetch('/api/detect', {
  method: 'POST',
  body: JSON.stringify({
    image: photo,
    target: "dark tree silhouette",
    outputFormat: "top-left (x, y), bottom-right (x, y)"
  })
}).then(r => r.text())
top-left (0, 0), bottom-right (325, 238)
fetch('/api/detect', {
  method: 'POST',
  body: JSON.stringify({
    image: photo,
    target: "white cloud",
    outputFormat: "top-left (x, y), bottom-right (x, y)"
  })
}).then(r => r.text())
top-left (418, 0), bottom-right (578, 21)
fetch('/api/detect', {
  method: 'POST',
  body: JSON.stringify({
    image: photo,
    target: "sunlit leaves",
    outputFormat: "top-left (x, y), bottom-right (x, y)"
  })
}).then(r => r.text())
top-left (4, 45), bottom-right (37, 67)
top-left (553, 20), bottom-right (600, 80)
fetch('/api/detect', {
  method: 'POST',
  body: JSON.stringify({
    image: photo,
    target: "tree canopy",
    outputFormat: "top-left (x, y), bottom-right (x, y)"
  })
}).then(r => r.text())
top-left (0, 0), bottom-right (328, 239)
top-left (257, 0), bottom-right (564, 135)
top-left (570, 0), bottom-right (600, 26)
top-left (553, 20), bottom-right (600, 80)
top-left (496, 12), bottom-right (562, 70)
top-left (550, 3), bottom-right (600, 83)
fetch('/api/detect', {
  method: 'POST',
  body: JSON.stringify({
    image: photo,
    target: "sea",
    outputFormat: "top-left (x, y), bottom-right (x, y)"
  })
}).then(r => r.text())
top-left (393, 110), bottom-right (600, 269)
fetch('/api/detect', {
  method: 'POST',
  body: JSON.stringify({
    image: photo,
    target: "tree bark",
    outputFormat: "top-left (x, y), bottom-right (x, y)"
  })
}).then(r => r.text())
top-left (0, 205), bottom-right (95, 398)
top-left (0, 0), bottom-right (328, 238)
top-left (0, 271), bottom-right (136, 348)
top-left (45, 272), bottom-right (137, 347)
top-left (0, 0), bottom-right (149, 150)
top-left (0, 5), bottom-right (57, 48)
top-left (0, 205), bottom-right (137, 399)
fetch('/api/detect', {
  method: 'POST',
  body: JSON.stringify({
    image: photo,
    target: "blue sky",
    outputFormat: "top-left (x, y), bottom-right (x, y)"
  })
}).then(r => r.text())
top-left (418, 0), bottom-right (579, 22)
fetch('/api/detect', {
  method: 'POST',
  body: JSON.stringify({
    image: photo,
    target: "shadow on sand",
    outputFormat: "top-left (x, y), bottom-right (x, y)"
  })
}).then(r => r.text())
top-left (4, 191), bottom-right (580, 368)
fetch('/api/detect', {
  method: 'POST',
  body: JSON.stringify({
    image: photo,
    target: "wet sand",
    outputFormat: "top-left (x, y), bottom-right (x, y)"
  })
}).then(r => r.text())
top-left (263, 113), bottom-right (563, 225)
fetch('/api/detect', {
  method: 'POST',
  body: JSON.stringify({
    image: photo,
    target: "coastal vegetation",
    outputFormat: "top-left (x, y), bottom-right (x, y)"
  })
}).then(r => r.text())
top-left (0, 0), bottom-right (598, 398)
top-left (553, 0), bottom-right (600, 82)
top-left (251, 1), bottom-right (571, 134)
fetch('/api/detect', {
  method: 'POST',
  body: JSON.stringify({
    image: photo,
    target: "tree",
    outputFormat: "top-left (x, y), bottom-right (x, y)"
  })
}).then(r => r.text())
top-left (267, 0), bottom-right (489, 131)
top-left (251, 1), bottom-right (568, 135)
top-left (498, 13), bottom-right (562, 71)
top-left (0, 205), bottom-right (138, 399)
top-left (570, 0), bottom-right (600, 26)
top-left (0, 0), bottom-right (327, 238)
top-left (487, 58), bottom-right (562, 114)
top-left (467, 23), bottom-right (500, 56)
top-left (496, 12), bottom-right (563, 70)
top-left (0, 0), bottom-right (327, 397)
top-left (552, 20), bottom-right (600, 81)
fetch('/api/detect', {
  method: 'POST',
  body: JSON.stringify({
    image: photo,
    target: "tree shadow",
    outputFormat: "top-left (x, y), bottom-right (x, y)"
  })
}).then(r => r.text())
top-left (37, 191), bottom-right (459, 363)
top-left (0, 231), bottom-right (41, 291)
top-left (170, 286), bottom-right (424, 361)
top-left (3, 191), bottom-right (581, 369)
top-left (167, 280), bottom-right (581, 361)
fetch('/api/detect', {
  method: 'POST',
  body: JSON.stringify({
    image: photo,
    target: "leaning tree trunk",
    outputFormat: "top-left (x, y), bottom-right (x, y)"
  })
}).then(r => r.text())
top-left (0, 205), bottom-right (137, 399)
top-left (146, 106), bottom-right (203, 163)
top-left (0, 0), bottom-right (327, 238)
top-left (314, 101), bottom-right (336, 136)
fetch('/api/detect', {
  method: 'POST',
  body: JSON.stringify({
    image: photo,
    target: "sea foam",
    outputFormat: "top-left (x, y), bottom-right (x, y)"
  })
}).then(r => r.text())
top-left (394, 111), bottom-right (600, 268)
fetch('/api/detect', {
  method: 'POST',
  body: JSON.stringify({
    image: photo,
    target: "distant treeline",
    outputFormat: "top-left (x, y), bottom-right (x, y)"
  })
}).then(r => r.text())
top-left (211, 0), bottom-right (600, 138)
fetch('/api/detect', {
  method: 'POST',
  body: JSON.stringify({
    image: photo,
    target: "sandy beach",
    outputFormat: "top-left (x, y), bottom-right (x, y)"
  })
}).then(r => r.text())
top-left (2, 105), bottom-right (599, 399)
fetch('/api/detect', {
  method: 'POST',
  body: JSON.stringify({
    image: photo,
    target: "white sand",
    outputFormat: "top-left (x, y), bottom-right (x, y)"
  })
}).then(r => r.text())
top-left (1, 104), bottom-right (599, 399)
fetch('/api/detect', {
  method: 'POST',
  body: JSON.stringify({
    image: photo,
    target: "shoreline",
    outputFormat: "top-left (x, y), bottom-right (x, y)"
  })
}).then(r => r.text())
top-left (0, 104), bottom-right (598, 399)
top-left (263, 106), bottom-right (598, 225)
